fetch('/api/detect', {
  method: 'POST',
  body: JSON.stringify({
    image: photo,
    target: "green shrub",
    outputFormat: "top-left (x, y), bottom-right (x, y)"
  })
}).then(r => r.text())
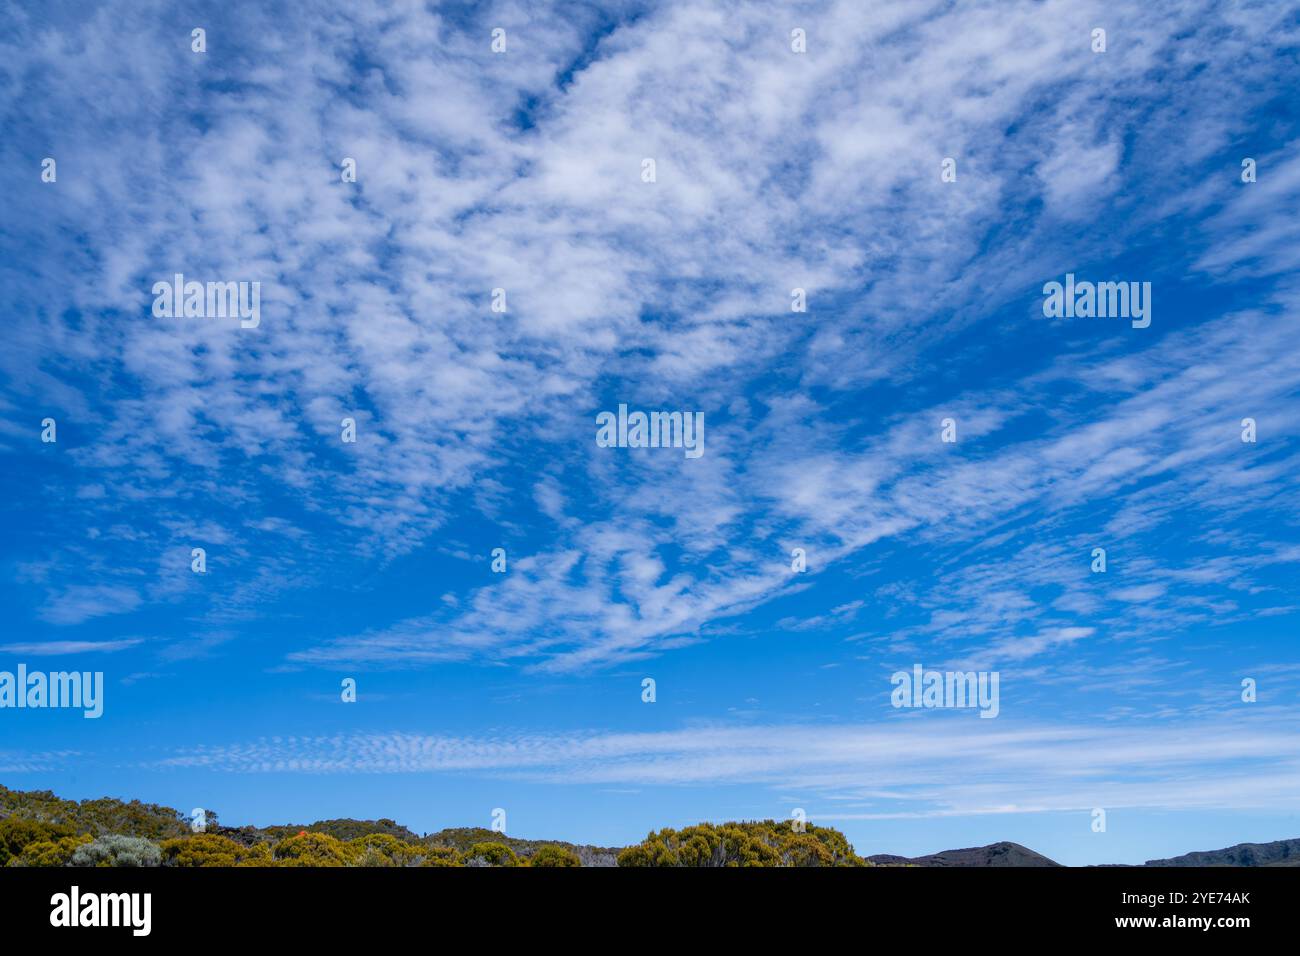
top-left (528, 845), bottom-right (581, 867)
top-left (0, 817), bottom-right (77, 866)
top-left (6, 833), bottom-right (92, 867)
top-left (239, 843), bottom-right (275, 867)
top-left (462, 842), bottom-right (518, 867)
top-left (160, 833), bottom-right (275, 867)
top-left (617, 821), bottom-right (867, 867)
top-left (347, 833), bottom-right (422, 867)
top-left (419, 846), bottom-right (463, 867)
top-left (272, 832), bottom-right (359, 867)
top-left (70, 835), bottom-right (162, 867)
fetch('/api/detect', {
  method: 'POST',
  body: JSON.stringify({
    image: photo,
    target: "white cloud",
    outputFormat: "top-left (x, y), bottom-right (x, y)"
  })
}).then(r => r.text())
top-left (0, 639), bottom-right (144, 655)
top-left (149, 713), bottom-right (1300, 815)
top-left (0, 0), bottom-right (1296, 682)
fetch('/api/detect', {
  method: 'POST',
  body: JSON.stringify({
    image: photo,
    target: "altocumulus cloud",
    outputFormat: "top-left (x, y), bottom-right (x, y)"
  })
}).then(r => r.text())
top-left (139, 714), bottom-right (1300, 819)
top-left (1, 4), bottom-right (1297, 704)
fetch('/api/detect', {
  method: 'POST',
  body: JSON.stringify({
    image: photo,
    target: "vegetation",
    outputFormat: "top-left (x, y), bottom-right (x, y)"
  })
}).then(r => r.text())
top-left (461, 841), bottom-right (519, 867)
top-left (0, 783), bottom-right (865, 868)
top-left (70, 835), bottom-right (163, 867)
top-left (349, 833), bottom-right (423, 867)
top-left (529, 845), bottom-right (582, 867)
top-left (160, 833), bottom-right (272, 867)
top-left (616, 821), bottom-right (869, 867)
top-left (0, 817), bottom-right (77, 866)
top-left (419, 846), bottom-right (463, 867)
top-left (6, 833), bottom-right (91, 867)
top-left (273, 831), bottom-right (362, 867)
top-left (0, 784), bottom-right (191, 842)
top-left (417, 825), bottom-right (617, 865)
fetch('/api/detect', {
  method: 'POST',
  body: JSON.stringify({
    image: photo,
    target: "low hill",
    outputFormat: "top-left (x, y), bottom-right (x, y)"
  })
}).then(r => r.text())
top-left (1143, 838), bottom-right (1300, 867)
top-left (867, 841), bottom-right (1062, 867)
top-left (0, 783), bottom-right (191, 842)
top-left (421, 826), bottom-right (619, 867)
top-left (222, 818), bottom-right (422, 846)
top-left (0, 783), bottom-right (618, 866)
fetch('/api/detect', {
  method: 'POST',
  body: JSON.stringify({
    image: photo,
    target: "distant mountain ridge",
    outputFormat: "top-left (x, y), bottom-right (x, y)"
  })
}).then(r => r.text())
top-left (866, 837), bottom-right (1300, 867)
top-left (867, 841), bottom-right (1061, 867)
top-left (1142, 837), bottom-right (1300, 867)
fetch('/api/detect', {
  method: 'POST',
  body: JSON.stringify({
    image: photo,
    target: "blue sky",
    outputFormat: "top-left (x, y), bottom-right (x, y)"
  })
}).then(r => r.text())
top-left (2, 0), bottom-right (1299, 866)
